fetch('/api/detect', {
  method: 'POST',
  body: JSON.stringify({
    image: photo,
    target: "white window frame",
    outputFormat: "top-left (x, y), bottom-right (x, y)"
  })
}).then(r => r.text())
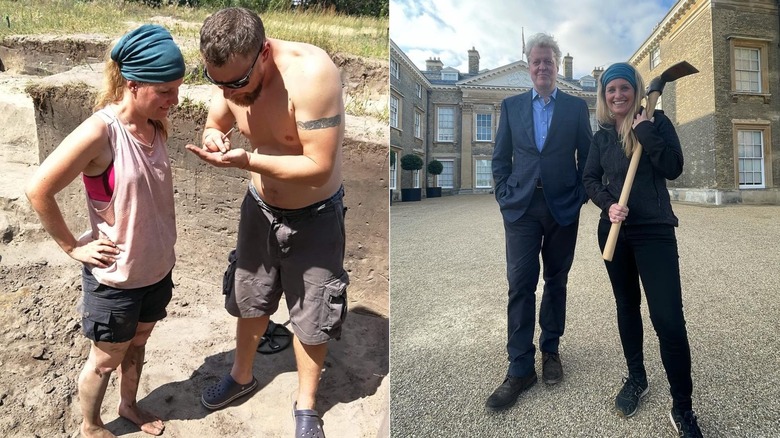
top-left (475, 159), bottom-right (492, 188)
top-left (389, 154), bottom-right (397, 190)
top-left (441, 71), bottom-right (458, 81)
top-left (437, 106), bottom-right (455, 142)
top-left (438, 159), bottom-right (454, 189)
top-left (390, 94), bottom-right (400, 130)
top-left (736, 128), bottom-right (766, 189)
top-left (650, 47), bottom-right (660, 70)
top-left (475, 113), bottom-right (492, 142)
top-left (589, 110), bottom-right (597, 133)
top-left (729, 38), bottom-right (770, 98)
top-left (414, 111), bottom-right (422, 139)
top-left (734, 47), bottom-right (760, 93)
top-left (416, 83), bottom-right (422, 98)
top-left (413, 169), bottom-right (420, 188)
top-left (390, 59), bottom-right (399, 79)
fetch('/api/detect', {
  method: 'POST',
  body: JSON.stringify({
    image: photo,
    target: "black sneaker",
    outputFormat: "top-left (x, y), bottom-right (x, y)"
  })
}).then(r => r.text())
top-left (669, 408), bottom-right (703, 438)
top-left (614, 376), bottom-right (649, 417)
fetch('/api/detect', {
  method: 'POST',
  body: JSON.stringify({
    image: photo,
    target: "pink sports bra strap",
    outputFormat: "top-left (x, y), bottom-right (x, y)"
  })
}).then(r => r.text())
top-left (83, 162), bottom-right (115, 202)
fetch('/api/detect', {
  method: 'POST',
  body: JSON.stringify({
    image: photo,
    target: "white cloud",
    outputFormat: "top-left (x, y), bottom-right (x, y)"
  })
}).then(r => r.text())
top-left (391, 0), bottom-right (674, 79)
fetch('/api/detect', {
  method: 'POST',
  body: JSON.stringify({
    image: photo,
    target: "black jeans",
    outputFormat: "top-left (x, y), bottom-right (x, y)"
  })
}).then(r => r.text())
top-left (503, 188), bottom-right (579, 377)
top-left (598, 220), bottom-right (693, 411)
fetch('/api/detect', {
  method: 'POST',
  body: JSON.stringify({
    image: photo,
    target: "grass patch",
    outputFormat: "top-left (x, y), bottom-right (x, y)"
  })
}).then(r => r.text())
top-left (2, 0), bottom-right (387, 118)
top-left (345, 88), bottom-right (388, 123)
top-left (0, 0), bottom-right (388, 59)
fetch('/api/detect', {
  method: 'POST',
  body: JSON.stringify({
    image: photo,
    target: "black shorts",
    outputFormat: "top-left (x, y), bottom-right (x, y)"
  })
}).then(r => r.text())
top-left (80, 266), bottom-right (173, 343)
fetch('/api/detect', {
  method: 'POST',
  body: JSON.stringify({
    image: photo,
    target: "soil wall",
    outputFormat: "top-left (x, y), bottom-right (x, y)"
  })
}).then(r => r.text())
top-left (27, 68), bottom-right (389, 316)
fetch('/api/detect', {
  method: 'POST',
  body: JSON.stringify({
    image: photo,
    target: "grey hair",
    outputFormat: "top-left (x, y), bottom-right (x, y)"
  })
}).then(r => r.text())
top-left (524, 33), bottom-right (562, 68)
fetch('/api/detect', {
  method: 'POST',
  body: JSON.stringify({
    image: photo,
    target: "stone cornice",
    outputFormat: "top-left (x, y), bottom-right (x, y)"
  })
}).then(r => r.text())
top-left (725, 35), bottom-right (774, 42)
top-left (632, 0), bottom-right (779, 64)
top-left (457, 85), bottom-right (595, 99)
top-left (630, 0), bottom-right (702, 64)
top-left (457, 60), bottom-right (529, 85)
top-left (390, 39), bottom-right (433, 88)
top-left (430, 84), bottom-right (460, 91)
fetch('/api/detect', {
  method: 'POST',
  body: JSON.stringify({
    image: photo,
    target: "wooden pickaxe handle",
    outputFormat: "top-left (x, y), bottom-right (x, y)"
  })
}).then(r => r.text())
top-left (601, 91), bottom-right (661, 261)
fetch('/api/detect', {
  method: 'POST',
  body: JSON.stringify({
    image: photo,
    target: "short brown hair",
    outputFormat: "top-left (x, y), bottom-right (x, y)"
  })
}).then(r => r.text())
top-left (200, 7), bottom-right (266, 67)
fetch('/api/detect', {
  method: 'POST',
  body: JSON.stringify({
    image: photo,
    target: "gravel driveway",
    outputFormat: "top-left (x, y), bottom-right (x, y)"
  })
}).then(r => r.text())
top-left (390, 194), bottom-right (780, 437)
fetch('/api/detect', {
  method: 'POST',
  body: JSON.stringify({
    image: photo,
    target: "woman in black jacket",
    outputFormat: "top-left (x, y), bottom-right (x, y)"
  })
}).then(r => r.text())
top-left (583, 62), bottom-right (703, 438)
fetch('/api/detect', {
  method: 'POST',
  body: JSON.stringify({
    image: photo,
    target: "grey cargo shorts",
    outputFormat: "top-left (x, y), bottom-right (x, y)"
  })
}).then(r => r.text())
top-left (224, 185), bottom-right (349, 345)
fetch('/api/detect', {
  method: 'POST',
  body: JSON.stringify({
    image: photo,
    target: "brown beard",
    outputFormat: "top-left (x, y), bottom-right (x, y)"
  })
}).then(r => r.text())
top-left (228, 82), bottom-right (262, 107)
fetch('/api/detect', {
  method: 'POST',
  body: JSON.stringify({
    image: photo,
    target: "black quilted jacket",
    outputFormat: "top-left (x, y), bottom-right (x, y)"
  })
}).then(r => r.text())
top-left (582, 110), bottom-right (683, 227)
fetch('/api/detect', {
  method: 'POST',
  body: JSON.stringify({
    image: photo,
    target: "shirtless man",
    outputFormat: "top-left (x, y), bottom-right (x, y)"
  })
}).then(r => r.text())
top-left (186, 7), bottom-right (347, 438)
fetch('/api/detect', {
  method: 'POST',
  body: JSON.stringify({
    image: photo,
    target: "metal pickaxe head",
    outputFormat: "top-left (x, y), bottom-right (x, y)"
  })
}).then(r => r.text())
top-left (646, 61), bottom-right (699, 96)
top-left (644, 61), bottom-right (698, 114)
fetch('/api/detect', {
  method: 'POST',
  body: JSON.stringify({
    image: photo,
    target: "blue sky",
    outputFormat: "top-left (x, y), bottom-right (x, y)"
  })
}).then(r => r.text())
top-left (390, 0), bottom-right (679, 80)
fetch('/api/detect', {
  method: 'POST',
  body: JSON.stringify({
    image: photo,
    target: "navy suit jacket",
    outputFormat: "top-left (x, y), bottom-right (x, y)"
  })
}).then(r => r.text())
top-left (492, 89), bottom-right (592, 226)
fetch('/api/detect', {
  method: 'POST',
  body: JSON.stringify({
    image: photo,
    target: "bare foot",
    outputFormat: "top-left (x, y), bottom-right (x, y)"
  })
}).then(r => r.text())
top-left (118, 404), bottom-right (165, 436)
top-left (80, 422), bottom-right (117, 438)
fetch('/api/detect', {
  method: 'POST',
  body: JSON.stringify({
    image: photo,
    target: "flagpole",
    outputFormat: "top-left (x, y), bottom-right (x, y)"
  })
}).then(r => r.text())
top-left (521, 27), bottom-right (525, 62)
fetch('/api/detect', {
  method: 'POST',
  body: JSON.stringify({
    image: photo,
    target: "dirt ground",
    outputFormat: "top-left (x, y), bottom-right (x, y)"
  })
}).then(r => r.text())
top-left (0, 29), bottom-right (389, 438)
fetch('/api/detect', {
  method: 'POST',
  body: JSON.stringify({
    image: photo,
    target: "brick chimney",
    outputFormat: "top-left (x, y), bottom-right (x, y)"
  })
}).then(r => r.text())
top-left (426, 57), bottom-right (443, 72)
top-left (468, 47), bottom-right (480, 75)
top-left (563, 53), bottom-right (573, 81)
top-left (592, 67), bottom-right (604, 84)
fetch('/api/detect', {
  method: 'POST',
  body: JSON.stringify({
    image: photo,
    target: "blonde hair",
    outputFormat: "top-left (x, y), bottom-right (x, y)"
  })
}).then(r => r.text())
top-left (94, 47), bottom-right (169, 139)
top-left (595, 69), bottom-right (645, 157)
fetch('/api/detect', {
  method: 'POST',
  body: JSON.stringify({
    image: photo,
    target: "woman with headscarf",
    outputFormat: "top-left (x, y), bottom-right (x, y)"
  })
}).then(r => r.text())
top-left (582, 62), bottom-right (703, 438)
top-left (26, 24), bottom-right (185, 437)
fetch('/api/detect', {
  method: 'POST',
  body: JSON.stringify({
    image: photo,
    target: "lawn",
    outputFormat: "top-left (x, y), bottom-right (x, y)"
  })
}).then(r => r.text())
top-left (0, 0), bottom-right (388, 59)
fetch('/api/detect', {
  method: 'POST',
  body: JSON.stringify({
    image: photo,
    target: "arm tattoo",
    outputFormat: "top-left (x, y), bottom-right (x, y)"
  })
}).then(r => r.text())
top-left (296, 115), bottom-right (342, 130)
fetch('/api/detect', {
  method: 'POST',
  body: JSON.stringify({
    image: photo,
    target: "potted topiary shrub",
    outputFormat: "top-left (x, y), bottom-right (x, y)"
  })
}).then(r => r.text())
top-left (426, 159), bottom-right (443, 198)
top-left (400, 153), bottom-right (423, 202)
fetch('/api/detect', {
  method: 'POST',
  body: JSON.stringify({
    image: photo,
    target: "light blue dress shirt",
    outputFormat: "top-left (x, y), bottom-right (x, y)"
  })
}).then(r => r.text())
top-left (532, 88), bottom-right (557, 152)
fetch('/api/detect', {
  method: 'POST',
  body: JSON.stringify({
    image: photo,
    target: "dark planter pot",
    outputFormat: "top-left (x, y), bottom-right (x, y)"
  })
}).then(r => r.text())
top-left (426, 187), bottom-right (442, 198)
top-left (401, 188), bottom-right (422, 202)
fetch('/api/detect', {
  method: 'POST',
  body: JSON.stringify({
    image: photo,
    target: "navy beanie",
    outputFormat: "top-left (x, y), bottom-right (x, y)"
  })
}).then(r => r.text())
top-left (111, 24), bottom-right (185, 83)
top-left (600, 62), bottom-right (637, 90)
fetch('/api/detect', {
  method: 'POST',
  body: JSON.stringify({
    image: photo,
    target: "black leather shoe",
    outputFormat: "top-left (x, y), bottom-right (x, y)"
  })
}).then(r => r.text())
top-left (542, 352), bottom-right (563, 384)
top-left (485, 372), bottom-right (538, 411)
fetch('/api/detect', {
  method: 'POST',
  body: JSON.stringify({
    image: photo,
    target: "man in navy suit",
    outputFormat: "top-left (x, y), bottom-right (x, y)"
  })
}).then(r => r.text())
top-left (487, 33), bottom-right (592, 411)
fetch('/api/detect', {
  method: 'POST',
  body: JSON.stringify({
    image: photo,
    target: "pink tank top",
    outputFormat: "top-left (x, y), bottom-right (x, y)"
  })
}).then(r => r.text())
top-left (85, 107), bottom-right (177, 289)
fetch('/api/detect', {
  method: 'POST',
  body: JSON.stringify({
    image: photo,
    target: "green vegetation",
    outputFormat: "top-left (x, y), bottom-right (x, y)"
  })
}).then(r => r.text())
top-left (1, 0), bottom-right (387, 119)
top-left (129, 0), bottom-right (386, 17)
top-left (0, 0), bottom-right (388, 59)
top-left (400, 154), bottom-right (423, 172)
top-left (345, 87), bottom-right (388, 123)
top-left (427, 159), bottom-right (442, 176)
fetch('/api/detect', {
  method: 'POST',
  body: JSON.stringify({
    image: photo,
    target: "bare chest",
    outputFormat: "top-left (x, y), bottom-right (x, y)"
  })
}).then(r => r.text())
top-left (231, 88), bottom-right (301, 154)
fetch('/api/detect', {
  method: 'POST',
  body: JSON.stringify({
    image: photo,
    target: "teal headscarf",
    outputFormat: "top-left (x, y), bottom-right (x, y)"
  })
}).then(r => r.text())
top-left (600, 62), bottom-right (637, 90)
top-left (111, 24), bottom-right (185, 83)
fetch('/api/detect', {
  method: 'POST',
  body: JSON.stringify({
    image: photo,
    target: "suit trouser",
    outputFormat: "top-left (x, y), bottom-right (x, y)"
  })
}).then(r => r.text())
top-left (597, 220), bottom-right (693, 412)
top-left (503, 188), bottom-right (579, 378)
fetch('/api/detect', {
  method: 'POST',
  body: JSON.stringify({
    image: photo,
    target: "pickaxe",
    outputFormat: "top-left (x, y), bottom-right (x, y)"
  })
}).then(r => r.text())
top-left (602, 61), bottom-right (699, 261)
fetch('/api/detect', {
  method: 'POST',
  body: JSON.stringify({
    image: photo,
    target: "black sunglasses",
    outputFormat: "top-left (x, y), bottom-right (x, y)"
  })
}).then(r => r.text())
top-left (204, 45), bottom-right (263, 89)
